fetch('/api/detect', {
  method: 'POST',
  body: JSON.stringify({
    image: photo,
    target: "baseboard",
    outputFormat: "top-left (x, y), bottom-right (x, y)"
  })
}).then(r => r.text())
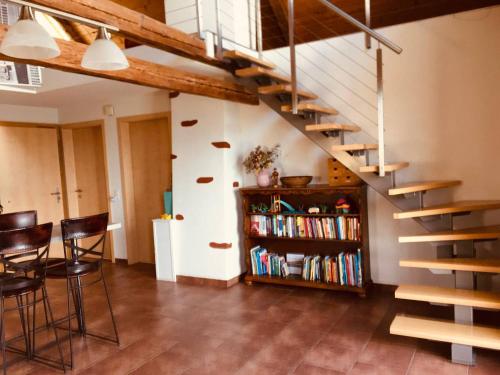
top-left (176, 273), bottom-right (244, 288)
top-left (114, 258), bottom-right (128, 265)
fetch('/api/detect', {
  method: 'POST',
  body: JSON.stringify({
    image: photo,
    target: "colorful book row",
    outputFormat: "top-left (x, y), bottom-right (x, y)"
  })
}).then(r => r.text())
top-left (250, 246), bottom-right (288, 277)
top-left (250, 247), bottom-right (363, 288)
top-left (303, 250), bottom-right (363, 287)
top-left (250, 215), bottom-right (361, 241)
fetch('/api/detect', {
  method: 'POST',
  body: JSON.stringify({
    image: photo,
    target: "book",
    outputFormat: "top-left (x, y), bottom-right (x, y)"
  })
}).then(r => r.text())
top-left (286, 253), bottom-right (304, 276)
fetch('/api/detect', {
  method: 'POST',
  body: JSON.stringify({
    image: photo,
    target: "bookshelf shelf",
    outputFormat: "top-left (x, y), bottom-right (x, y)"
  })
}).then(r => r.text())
top-left (249, 235), bottom-right (361, 244)
top-left (246, 212), bottom-right (361, 218)
top-left (240, 184), bottom-right (371, 297)
top-left (245, 275), bottom-right (365, 294)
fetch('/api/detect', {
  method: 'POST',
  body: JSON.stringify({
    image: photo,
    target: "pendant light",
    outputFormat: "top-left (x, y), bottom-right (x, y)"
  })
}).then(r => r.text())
top-left (81, 27), bottom-right (129, 71)
top-left (0, 6), bottom-right (60, 60)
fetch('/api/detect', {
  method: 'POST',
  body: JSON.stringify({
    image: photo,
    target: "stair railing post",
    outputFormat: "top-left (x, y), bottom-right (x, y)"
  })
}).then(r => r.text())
top-left (364, 0), bottom-right (371, 49)
top-left (255, 0), bottom-right (263, 59)
top-left (288, 0), bottom-right (298, 114)
top-left (195, 0), bottom-right (203, 38)
top-left (215, 0), bottom-right (223, 60)
top-left (376, 46), bottom-right (385, 177)
top-left (247, 0), bottom-right (254, 49)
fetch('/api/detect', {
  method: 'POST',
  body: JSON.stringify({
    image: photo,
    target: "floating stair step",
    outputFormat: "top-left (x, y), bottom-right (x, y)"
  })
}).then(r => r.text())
top-left (258, 84), bottom-right (318, 100)
top-left (235, 67), bottom-right (291, 83)
top-left (399, 225), bottom-right (500, 243)
top-left (281, 103), bottom-right (339, 116)
top-left (400, 258), bottom-right (500, 273)
top-left (223, 50), bottom-right (276, 69)
top-left (388, 180), bottom-right (461, 196)
top-left (390, 315), bottom-right (500, 351)
top-left (332, 144), bottom-right (378, 152)
top-left (396, 284), bottom-right (500, 309)
top-left (360, 162), bottom-right (409, 173)
top-left (305, 123), bottom-right (361, 133)
top-left (394, 200), bottom-right (500, 220)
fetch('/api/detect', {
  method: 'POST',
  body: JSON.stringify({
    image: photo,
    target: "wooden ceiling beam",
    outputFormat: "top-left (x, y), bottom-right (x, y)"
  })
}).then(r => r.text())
top-left (28, 0), bottom-right (228, 69)
top-left (0, 25), bottom-right (258, 105)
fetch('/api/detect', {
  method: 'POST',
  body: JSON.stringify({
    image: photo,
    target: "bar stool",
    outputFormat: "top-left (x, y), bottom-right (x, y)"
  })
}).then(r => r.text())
top-left (45, 213), bottom-right (119, 369)
top-left (0, 223), bottom-right (65, 374)
top-left (0, 211), bottom-right (50, 352)
top-left (0, 211), bottom-right (37, 231)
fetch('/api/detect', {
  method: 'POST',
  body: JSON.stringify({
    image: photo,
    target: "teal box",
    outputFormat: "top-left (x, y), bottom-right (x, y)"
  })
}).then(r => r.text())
top-left (163, 191), bottom-right (173, 215)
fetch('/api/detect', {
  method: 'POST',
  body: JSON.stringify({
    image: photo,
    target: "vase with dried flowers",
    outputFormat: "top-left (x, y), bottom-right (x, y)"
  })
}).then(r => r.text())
top-left (243, 145), bottom-right (280, 187)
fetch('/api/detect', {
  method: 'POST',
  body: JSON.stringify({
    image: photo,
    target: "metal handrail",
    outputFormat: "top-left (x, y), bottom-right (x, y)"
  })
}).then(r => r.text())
top-left (317, 0), bottom-right (402, 54)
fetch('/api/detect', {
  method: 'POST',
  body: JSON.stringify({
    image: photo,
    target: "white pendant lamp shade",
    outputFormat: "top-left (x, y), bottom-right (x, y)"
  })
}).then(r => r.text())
top-left (0, 7), bottom-right (60, 60)
top-left (81, 28), bottom-right (129, 71)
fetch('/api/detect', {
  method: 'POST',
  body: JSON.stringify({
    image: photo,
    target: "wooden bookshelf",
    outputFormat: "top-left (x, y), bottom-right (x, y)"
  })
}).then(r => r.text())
top-left (240, 184), bottom-right (371, 297)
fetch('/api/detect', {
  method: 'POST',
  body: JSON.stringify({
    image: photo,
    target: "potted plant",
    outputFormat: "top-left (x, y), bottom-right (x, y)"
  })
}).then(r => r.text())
top-left (243, 145), bottom-right (280, 187)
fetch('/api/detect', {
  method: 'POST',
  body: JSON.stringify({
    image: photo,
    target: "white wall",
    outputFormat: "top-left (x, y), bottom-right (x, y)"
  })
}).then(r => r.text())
top-left (58, 90), bottom-right (171, 260)
top-left (0, 103), bottom-right (58, 123)
top-left (371, 6), bottom-right (500, 287)
top-left (171, 93), bottom-right (245, 280)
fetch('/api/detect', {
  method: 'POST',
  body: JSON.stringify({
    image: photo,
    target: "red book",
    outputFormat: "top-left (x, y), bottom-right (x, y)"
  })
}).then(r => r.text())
top-left (345, 255), bottom-right (351, 286)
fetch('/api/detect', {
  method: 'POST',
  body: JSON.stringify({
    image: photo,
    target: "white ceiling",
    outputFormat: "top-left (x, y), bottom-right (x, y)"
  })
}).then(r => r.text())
top-left (0, 69), bottom-right (161, 107)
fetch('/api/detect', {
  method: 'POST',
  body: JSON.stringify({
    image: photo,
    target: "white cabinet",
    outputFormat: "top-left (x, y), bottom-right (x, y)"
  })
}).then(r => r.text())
top-left (152, 219), bottom-right (177, 282)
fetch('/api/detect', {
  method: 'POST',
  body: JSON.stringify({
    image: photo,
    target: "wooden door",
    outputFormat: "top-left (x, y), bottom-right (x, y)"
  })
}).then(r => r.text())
top-left (119, 114), bottom-right (171, 264)
top-left (0, 125), bottom-right (64, 223)
top-left (62, 124), bottom-right (112, 260)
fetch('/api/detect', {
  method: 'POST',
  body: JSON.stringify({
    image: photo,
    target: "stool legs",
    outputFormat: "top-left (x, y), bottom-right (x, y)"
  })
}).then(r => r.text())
top-left (42, 286), bottom-right (65, 372)
top-left (15, 295), bottom-right (30, 359)
top-left (101, 267), bottom-right (119, 345)
top-left (1, 289), bottom-right (66, 373)
top-left (65, 277), bottom-right (74, 370)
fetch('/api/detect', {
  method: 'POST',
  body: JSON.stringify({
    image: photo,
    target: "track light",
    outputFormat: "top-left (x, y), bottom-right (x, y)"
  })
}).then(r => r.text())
top-left (0, 5), bottom-right (60, 60)
top-left (81, 27), bottom-right (129, 71)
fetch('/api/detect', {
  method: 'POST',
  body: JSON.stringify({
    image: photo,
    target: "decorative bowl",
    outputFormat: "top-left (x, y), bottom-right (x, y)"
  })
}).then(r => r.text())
top-left (280, 176), bottom-right (313, 188)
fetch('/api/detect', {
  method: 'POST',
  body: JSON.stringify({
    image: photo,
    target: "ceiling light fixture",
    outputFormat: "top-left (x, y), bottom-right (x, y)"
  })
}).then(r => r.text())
top-left (81, 27), bottom-right (129, 71)
top-left (0, 5), bottom-right (60, 59)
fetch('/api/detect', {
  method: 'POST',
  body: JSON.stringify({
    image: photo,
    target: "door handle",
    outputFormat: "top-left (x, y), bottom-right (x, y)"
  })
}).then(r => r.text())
top-left (75, 189), bottom-right (83, 199)
top-left (50, 190), bottom-right (61, 203)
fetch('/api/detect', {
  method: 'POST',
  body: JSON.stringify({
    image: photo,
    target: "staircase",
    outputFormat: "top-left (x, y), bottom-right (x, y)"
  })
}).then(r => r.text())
top-left (222, 49), bottom-right (500, 365)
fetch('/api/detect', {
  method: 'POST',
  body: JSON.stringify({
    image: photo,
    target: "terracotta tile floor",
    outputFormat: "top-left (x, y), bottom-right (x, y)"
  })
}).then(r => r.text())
top-left (3, 263), bottom-right (499, 374)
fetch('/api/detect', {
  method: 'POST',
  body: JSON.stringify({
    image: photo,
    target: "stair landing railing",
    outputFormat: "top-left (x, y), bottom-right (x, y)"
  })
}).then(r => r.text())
top-left (190, 0), bottom-right (263, 60)
top-left (287, 0), bottom-right (402, 177)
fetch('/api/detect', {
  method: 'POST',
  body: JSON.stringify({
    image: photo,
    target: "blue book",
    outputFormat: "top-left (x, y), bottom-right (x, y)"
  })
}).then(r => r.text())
top-left (342, 253), bottom-right (347, 285)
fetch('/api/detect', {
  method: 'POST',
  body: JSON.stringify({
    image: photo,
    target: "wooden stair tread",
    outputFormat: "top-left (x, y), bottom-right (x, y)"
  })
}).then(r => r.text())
top-left (235, 67), bottom-right (291, 83)
top-left (394, 200), bottom-right (500, 219)
top-left (390, 315), bottom-right (500, 350)
top-left (396, 284), bottom-right (500, 309)
top-left (305, 123), bottom-right (361, 133)
top-left (399, 225), bottom-right (500, 243)
top-left (332, 144), bottom-right (378, 152)
top-left (360, 162), bottom-right (409, 173)
top-left (223, 50), bottom-right (276, 69)
top-left (400, 258), bottom-right (500, 273)
top-left (281, 103), bottom-right (339, 115)
top-left (259, 84), bottom-right (318, 100)
top-left (388, 180), bottom-right (461, 196)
